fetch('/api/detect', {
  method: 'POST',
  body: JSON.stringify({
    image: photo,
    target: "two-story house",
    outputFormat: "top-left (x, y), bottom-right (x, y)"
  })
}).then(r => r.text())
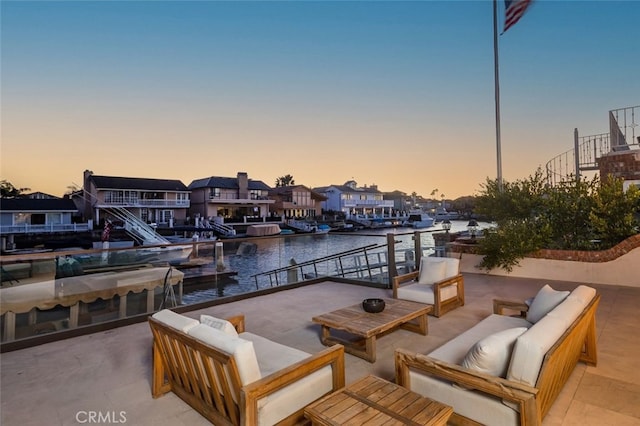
top-left (188, 172), bottom-right (274, 223)
top-left (313, 180), bottom-right (394, 218)
top-left (268, 185), bottom-right (327, 219)
top-left (82, 170), bottom-right (190, 227)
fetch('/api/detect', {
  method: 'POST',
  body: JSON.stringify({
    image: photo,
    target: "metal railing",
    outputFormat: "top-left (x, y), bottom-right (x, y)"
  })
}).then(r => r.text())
top-left (249, 235), bottom-right (436, 290)
top-left (0, 223), bottom-right (92, 235)
top-left (545, 105), bottom-right (639, 186)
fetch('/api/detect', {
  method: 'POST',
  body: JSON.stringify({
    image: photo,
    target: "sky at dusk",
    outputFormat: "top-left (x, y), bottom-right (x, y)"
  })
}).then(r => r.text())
top-left (1, 0), bottom-right (638, 199)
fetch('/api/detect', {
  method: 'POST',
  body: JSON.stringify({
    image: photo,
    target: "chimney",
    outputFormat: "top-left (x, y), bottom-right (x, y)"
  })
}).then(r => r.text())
top-left (237, 172), bottom-right (249, 199)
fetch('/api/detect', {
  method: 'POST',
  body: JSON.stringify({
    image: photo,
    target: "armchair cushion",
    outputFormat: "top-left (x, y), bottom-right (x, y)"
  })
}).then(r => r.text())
top-left (241, 332), bottom-right (335, 426)
top-left (200, 314), bottom-right (239, 337)
top-left (396, 282), bottom-right (458, 305)
top-left (417, 259), bottom-right (447, 284)
top-left (461, 327), bottom-right (528, 377)
top-left (188, 324), bottom-right (261, 386)
top-left (526, 284), bottom-right (570, 323)
top-left (441, 257), bottom-right (460, 278)
top-left (152, 309), bottom-right (199, 333)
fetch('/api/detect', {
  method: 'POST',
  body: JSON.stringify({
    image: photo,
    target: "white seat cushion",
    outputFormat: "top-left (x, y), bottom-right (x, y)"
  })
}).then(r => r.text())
top-left (152, 309), bottom-right (199, 333)
top-left (200, 314), bottom-right (239, 337)
top-left (408, 372), bottom-right (519, 426)
top-left (397, 282), bottom-right (458, 305)
top-left (417, 258), bottom-right (447, 284)
top-left (241, 332), bottom-right (334, 426)
top-left (461, 327), bottom-right (528, 377)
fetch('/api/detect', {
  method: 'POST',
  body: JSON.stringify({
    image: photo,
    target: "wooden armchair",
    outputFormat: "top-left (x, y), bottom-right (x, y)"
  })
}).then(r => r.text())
top-left (149, 311), bottom-right (345, 426)
top-left (392, 256), bottom-right (464, 317)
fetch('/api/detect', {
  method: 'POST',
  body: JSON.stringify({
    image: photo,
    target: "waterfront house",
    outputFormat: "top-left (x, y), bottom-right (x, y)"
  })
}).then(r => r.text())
top-left (187, 172), bottom-right (274, 223)
top-left (314, 180), bottom-right (395, 217)
top-left (0, 197), bottom-right (89, 251)
top-left (81, 170), bottom-right (190, 227)
top-left (268, 185), bottom-right (327, 219)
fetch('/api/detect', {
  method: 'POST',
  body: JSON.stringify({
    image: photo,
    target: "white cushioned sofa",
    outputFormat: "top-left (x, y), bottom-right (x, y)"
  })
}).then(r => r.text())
top-left (395, 284), bottom-right (600, 426)
top-left (149, 309), bottom-right (345, 426)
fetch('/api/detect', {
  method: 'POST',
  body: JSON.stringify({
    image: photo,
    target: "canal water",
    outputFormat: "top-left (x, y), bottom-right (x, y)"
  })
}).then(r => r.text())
top-left (181, 220), bottom-right (490, 304)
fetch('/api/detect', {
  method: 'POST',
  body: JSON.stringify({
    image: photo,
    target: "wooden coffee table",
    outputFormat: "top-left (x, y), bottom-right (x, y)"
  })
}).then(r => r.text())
top-left (304, 374), bottom-right (452, 425)
top-left (312, 298), bottom-right (431, 362)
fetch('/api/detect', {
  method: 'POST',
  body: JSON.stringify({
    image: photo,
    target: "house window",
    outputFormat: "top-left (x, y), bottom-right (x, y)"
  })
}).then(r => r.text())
top-left (249, 190), bottom-right (262, 200)
top-left (141, 208), bottom-right (149, 222)
top-left (360, 195), bottom-right (367, 200)
top-left (160, 210), bottom-right (172, 224)
top-left (13, 213), bottom-right (29, 225)
top-left (31, 213), bottom-right (46, 225)
top-left (47, 213), bottom-right (62, 225)
top-left (210, 188), bottom-right (221, 198)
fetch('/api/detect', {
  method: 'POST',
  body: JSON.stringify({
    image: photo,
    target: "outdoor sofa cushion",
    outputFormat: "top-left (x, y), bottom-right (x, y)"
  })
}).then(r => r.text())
top-left (526, 284), bottom-right (570, 323)
top-left (200, 314), bottom-right (239, 337)
top-left (462, 327), bottom-right (529, 377)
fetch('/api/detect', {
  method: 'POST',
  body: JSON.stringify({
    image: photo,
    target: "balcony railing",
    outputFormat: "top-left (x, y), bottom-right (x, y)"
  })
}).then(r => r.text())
top-left (99, 200), bottom-right (190, 208)
top-left (342, 200), bottom-right (395, 208)
top-left (0, 223), bottom-right (92, 235)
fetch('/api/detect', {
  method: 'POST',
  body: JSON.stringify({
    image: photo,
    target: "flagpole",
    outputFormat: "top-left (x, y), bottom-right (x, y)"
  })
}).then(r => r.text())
top-left (493, 0), bottom-right (503, 191)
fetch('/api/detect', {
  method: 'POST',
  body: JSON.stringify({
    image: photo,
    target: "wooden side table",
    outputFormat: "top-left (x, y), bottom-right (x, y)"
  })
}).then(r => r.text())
top-left (304, 375), bottom-right (452, 426)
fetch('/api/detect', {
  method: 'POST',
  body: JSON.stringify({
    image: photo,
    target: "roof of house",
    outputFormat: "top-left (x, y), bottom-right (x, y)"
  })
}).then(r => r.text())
top-left (269, 185), bottom-right (328, 201)
top-left (0, 198), bottom-right (78, 212)
top-left (188, 176), bottom-right (271, 191)
top-left (89, 175), bottom-right (189, 191)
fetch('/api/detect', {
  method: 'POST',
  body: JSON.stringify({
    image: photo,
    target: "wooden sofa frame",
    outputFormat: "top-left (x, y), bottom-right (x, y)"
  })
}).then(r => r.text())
top-left (395, 293), bottom-right (600, 426)
top-left (149, 314), bottom-right (345, 426)
top-left (392, 270), bottom-right (465, 317)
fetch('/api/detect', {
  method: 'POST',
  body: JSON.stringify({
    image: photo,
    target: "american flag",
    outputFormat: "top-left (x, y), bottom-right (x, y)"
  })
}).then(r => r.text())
top-left (504, 0), bottom-right (533, 33)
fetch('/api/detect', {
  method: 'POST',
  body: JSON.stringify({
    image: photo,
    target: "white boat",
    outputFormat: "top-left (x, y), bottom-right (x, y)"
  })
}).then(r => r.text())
top-left (433, 206), bottom-right (460, 221)
top-left (402, 211), bottom-right (435, 229)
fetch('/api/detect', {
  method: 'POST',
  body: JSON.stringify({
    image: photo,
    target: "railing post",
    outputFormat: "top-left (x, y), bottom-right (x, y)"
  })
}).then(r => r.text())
top-left (414, 231), bottom-right (422, 270)
top-left (386, 233), bottom-right (397, 289)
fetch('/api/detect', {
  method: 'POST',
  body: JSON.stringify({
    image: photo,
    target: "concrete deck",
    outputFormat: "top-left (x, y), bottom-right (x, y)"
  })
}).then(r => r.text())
top-left (2, 274), bottom-right (639, 425)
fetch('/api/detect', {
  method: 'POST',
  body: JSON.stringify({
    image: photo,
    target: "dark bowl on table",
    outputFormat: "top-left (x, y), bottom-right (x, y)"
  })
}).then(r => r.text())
top-left (362, 298), bottom-right (385, 313)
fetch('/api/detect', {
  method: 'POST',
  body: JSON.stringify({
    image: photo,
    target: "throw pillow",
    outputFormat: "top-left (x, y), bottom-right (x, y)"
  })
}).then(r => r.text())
top-left (200, 314), bottom-right (239, 337)
top-left (526, 285), bottom-right (570, 323)
top-left (417, 258), bottom-right (447, 285)
top-left (461, 327), bottom-right (528, 377)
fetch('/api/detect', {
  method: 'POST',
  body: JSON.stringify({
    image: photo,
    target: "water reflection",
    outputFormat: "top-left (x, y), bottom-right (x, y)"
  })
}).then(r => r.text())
top-left (181, 221), bottom-right (484, 302)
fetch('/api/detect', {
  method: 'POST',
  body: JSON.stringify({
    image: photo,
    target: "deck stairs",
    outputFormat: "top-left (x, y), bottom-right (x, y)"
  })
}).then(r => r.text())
top-left (546, 105), bottom-right (639, 185)
top-left (104, 206), bottom-right (170, 246)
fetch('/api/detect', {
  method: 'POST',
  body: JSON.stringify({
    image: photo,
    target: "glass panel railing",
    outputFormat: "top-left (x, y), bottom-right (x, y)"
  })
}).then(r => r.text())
top-left (1, 220), bottom-right (486, 345)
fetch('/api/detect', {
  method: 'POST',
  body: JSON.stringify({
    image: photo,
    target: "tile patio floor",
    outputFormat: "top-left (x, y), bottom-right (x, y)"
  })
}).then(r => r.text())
top-left (1, 273), bottom-right (639, 425)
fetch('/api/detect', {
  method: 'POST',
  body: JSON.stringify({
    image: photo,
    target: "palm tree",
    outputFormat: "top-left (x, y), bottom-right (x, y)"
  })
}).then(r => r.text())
top-left (275, 174), bottom-right (295, 187)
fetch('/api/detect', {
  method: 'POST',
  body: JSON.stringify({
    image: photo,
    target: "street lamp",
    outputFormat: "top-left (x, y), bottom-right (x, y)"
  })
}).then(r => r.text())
top-left (467, 219), bottom-right (479, 240)
top-left (442, 219), bottom-right (451, 233)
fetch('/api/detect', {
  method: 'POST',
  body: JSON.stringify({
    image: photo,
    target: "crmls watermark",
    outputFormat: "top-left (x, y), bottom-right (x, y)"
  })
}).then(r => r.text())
top-left (75, 411), bottom-right (127, 424)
